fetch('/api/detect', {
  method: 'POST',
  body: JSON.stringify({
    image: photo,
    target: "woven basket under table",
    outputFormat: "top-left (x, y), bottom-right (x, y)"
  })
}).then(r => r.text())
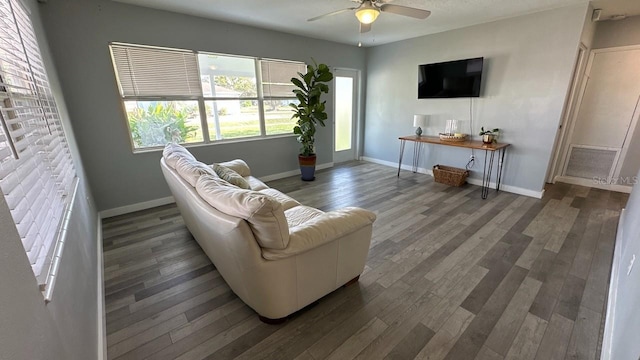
top-left (432, 165), bottom-right (469, 187)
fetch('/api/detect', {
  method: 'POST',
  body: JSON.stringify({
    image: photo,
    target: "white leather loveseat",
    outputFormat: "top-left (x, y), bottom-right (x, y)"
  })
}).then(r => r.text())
top-left (160, 143), bottom-right (376, 322)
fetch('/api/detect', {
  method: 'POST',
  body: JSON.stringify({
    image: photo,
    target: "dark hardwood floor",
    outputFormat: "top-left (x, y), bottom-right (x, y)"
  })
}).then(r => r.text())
top-left (101, 161), bottom-right (627, 360)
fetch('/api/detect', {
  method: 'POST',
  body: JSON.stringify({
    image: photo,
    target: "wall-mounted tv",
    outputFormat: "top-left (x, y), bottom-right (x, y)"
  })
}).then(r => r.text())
top-left (418, 57), bottom-right (483, 98)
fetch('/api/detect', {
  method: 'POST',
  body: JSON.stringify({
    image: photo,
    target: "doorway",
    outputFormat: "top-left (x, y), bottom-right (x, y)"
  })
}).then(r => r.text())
top-left (553, 45), bottom-right (640, 190)
top-left (333, 69), bottom-right (359, 163)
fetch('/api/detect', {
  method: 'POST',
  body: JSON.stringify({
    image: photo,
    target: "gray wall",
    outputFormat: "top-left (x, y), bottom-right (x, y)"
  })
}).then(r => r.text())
top-left (363, 5), bottom-right (589, 193)
top-left (592, 15), bottom-right (640, 186)
top-left (0, 0), bottom-right (99, 359)
top-left (593, 15), bottom-right (640, 49)
top-left (38, 0), bottom-right (366, 212)
top-left (604, 168), bottom-right (640, 360)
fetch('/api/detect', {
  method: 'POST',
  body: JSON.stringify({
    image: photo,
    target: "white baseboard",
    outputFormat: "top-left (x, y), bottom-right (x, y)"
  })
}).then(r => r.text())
top-left (601, 207), bottom-right (625, 360)
top-left (555, 176), bottom-right (633, 194)
top-left (259, 162), bottom-right (334, 182)
top-left (100, 196), bottom-right (175, 219)
top-left (361, 156), bottom-right (545, 199)
top-left (96, 216), bottom-right (107, 360)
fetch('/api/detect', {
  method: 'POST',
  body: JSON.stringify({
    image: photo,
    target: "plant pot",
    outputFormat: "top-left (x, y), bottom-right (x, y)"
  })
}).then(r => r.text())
top-left (298, 154), bottom-right (317, 181)
top-left (482, 134), bottom-right (495, 144)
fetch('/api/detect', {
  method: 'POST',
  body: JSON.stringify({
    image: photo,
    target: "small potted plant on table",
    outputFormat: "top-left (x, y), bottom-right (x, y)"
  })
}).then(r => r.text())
top-left (290, 60), bottom-right (334, 181)
top-left (479, 127), bottom-right (500, 144)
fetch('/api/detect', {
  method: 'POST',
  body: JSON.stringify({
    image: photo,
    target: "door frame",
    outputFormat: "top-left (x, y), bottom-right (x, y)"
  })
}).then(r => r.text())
top-left (332, 68), bottom-right (361, 163)
top-left (547, 43), bottom-right (588, 183)
top-left (557, 44), bottom-right (640, 184)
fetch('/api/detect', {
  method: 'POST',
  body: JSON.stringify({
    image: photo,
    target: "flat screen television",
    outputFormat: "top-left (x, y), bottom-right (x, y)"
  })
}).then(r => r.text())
top-left (418, 57), bottom-right (483, 98)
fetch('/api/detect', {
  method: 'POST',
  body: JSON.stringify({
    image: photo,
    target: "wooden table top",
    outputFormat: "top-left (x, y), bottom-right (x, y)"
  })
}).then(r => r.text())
top-left (399, 135), bottom-right (510, 151)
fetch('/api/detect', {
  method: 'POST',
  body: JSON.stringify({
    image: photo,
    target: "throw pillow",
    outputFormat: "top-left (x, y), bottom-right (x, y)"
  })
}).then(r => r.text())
top-left (212, 164), bottom-right (250, 189)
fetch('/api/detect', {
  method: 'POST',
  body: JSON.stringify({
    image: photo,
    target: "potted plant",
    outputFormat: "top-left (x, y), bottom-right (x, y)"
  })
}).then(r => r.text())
top-left (290, 60), bottom-right (334, 181)
top-left (479, 127), bottom-right (500, 144)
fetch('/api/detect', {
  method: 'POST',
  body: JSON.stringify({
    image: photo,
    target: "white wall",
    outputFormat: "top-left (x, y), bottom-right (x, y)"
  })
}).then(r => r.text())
top-left (38, 0), bottom-right (366, 212)
top-left (0, 0), bottom-right (100, 359)
top-left (603, 168), bottom-right (640, 360)
top-left (363, 4), bottom-right (589, 194)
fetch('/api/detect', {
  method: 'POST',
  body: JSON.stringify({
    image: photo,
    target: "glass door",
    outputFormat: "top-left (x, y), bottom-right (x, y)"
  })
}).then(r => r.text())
top-left (333, 69), bottom-right (359, 163)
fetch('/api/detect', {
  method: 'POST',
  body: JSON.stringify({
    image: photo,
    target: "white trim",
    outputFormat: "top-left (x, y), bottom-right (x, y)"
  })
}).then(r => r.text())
top-left (260, 162), bottom-right (334, 182)
top-left (465, 178), bottom-right (545, 199)
top-left (554, 175), bottom-right (632, 193)
top-left (592, 44), bottom-right (640, 54)
top-left (601, 207), bottom-right (625, 360)
top-left (96, 216), bottom-right (107, 360)
top-left (548, 43), bottom-right (587, 183)
top-left (100, 196), bottom-right (175, 219)
top-left (43, 178), bottom-right (80, 301)
top-left (361, 156), bottom-right (545, 199)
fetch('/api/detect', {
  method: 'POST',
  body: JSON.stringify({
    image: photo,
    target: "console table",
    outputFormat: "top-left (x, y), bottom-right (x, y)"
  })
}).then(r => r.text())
top-left (397, 135), bottom-right (511, 199)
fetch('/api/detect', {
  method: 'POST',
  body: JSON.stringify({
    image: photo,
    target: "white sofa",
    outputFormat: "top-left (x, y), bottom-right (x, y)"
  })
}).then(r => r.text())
top-left (160, 143), bottom-right (376, 322)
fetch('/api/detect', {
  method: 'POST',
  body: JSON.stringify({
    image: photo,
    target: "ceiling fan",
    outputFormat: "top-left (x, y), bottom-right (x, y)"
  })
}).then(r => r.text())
top-left (307, 0), bottom-right (431, 33)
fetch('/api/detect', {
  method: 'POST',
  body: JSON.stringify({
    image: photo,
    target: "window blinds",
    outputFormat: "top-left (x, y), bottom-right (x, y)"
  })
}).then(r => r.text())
top-left (110, 43), bottom-right (203, 97)
top-left (0, 0), bottom-right (77, 287)
top-left (260, 60), bottom-right (306, 98)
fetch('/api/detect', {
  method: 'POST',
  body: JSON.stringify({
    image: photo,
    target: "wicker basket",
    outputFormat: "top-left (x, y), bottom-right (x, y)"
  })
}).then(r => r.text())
top-left (432, 165), bottom-right (469, 187)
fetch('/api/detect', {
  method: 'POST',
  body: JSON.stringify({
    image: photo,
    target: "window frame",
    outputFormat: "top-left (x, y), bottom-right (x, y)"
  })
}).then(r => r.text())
top-left (109, 43), bottom-right (305, 152)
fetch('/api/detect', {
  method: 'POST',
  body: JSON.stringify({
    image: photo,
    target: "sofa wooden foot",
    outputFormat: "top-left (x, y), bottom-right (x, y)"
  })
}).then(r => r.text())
top-left (259, 315), bottom-right (287, 325)
top-left (343, 275), bottom-right (360, 287)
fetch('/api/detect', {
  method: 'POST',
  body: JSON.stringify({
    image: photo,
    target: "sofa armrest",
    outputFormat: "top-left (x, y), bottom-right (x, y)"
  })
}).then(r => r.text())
top-left (217, 159), bottom-right (251, 177)
top-left (261, 207), bottom-right (376, 260)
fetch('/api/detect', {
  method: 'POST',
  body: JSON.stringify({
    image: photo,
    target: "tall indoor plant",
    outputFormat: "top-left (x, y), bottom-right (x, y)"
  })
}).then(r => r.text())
top-left (290, 60), bottom-right (333, 181)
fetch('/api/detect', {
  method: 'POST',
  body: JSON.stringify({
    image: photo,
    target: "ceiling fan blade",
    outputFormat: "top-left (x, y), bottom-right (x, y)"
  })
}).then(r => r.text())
top-left (307, 8), bottom-right (357, 22)
top-left (380, 4), bottom-right (431, 19)
top-left (360, 22), bottom-right (371, 33)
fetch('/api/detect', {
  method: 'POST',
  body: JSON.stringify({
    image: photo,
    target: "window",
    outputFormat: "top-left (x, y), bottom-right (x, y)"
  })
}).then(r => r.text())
top-left (109, 43), bottom-right (306, 150)
top-left (0, 0), bottom-right (78, 298)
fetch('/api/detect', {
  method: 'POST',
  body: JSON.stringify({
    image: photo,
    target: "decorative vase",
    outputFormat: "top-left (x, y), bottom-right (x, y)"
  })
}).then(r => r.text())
top-left (298, 154), bottom-right (317, 181)
top-left (482, 134), bottom-right (495, 144)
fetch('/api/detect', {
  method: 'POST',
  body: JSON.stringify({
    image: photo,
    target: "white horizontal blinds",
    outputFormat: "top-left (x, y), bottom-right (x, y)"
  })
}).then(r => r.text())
top-left (0, 0), bottom-right (76, 284)
top-left (261, 60), bottom-right (306, 98)
top-left (110, 43), bottom-right (203, 97)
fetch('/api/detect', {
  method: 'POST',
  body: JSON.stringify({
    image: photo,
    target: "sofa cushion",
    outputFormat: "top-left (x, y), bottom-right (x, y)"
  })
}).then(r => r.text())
top-left (259, 189), bottom-right (301, 211)
top-left (196, 175), bottom-right (289, 249)
top-left (217, 159), bottom-right (251, 177)
top-left (212, 164), bottom-right (251, 189)
top-left (285, 205), bottom-right (323, 228)
top-left (175, 158), bottom-right (217, 187)
top-left (246, 176), bottom-right (269, 191)
top-left (163, 143), bottom-right (196, 169)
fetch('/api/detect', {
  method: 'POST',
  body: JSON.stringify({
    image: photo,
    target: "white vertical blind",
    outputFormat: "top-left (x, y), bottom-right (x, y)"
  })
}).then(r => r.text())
top-left (0, 0), bottom-right (77, 287)
top-left (110, 43), bottom-right (203, 97)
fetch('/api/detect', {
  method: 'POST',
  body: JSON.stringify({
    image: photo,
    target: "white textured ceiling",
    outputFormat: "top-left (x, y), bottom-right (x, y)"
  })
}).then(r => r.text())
top-left (113, 0), bottom-right (640, 47)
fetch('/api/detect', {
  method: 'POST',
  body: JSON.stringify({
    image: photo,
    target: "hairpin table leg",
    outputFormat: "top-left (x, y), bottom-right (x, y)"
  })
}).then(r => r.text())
top-left (397, 139), bottom-right (406, 177)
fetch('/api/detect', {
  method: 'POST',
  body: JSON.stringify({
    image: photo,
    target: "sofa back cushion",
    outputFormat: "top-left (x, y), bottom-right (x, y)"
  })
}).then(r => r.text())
top-left (196, 175), bottom-right (289, 249)
top-left (175, 157), bottom-right (217, 187)
top-left (212, 164), bottom-right (251, 189)
top-left (163, 143), bottom-right (196, 169)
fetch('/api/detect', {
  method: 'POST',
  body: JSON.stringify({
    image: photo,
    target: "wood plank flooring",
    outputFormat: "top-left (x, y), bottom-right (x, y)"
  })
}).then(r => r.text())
top-left (102, 161), bottom-right (627, 360)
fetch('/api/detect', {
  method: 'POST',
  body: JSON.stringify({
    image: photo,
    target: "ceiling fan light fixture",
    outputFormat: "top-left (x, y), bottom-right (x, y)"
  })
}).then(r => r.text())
top-left (355, 4), bottom-right (380, 24)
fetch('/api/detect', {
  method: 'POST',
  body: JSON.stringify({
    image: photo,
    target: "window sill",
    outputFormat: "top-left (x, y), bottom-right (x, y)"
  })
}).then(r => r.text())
top-left (131, 133), bottom-right (297, 154)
